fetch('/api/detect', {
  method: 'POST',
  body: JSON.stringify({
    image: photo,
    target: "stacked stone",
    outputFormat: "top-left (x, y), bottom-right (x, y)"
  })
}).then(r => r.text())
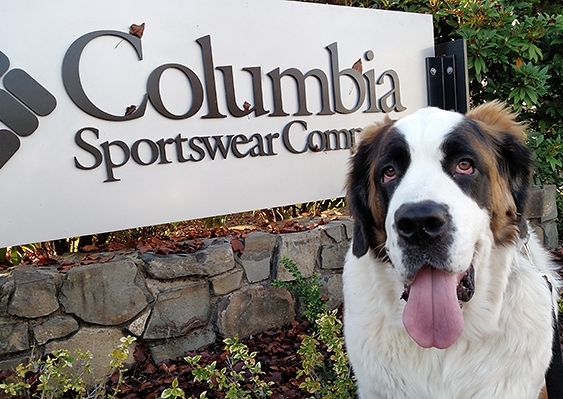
top-left (0, 218), bottom-right (354, 377)
top-left (528, 185), bottom-right (559, 249)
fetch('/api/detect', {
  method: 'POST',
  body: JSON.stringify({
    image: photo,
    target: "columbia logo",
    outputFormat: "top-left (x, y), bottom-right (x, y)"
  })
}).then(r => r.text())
top-left (0, 50), bottom-right (57, 169)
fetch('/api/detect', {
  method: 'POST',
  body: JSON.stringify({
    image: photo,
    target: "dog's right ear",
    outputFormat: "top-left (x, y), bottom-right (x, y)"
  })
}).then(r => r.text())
top-left (347, 144), bottom-right (374, 257)
top-left (346, 120), bottom-right (392, 258)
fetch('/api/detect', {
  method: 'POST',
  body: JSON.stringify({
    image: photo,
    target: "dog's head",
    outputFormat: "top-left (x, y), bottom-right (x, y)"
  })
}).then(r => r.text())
top-left (346, 101), bottom-right (533, 348)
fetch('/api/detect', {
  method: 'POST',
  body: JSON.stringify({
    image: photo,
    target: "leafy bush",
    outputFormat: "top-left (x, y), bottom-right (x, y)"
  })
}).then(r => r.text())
top-left (184, 336), bottom-right (273, 399)
top-left (272, 257), bottom-right (327, 323)
top-left (273, 257), bottom-right (356, 398)
top-left (296, 310), bottom-right (356, 398)
top-left (0, 336), bottom-right (136, 399)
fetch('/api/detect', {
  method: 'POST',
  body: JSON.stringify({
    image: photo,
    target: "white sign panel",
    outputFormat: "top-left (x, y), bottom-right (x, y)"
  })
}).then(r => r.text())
top-left (0, 0), bottom-right (434, 247)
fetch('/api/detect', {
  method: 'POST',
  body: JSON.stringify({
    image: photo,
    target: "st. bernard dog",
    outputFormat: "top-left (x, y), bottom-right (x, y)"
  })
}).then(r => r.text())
top-left (343, 102), bottom-right (560, 399)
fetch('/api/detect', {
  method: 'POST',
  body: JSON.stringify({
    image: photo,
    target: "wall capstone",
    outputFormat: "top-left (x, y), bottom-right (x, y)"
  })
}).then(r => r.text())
top-left (238, 232), bottom-right (275, 282)
top-left (276, 228), bottom-right (321, 281)
top-left (141, 237), bottom-right (234, 279)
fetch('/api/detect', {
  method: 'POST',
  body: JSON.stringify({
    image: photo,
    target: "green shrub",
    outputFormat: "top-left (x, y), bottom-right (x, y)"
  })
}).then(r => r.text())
top-left (273, 257), bottom-right (356, 398)
top-left (184, 336), bottom-right (273, 399)
top-left (0, 336), bottom-right (136, 399)
top-left (297, 310), bottom-right (356, 398)
top-left (272, 257), bottom-right (327, 323)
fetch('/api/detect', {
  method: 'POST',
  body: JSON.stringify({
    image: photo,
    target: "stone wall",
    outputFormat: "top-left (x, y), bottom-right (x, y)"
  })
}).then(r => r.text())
top-left (0, 185), bottom-right (557, 378)
top-left (0, 218), bottom-right (354, 379)
top-left (529, 185), bottom-right (559, 249)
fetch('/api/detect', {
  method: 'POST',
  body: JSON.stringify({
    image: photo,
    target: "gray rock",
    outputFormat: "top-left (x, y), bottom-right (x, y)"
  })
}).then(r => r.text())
top-left (320, 222), bottom-right (345, 243)
top-left (320, 274), bottom-right (343, 310)
top-left (141, 238), bottom-right (234, 279)
top-left (320, 242), bottom-right (349, 270)
top-left (539, 221), bottom-right (559, 249)
top-left (340, 218), bottom-right (355, 240)
top-left (528, 185), bottom-right (558, 222)
top-left (126, 308), bottom-right (151, 336)
top-left (239, 232), bottom-right (275, 282)
top-left (217, 285), bottom-right (294, 338)
top-left (211, 269), bottom-right (244, 295)
top-left (528, 187), bottom-right (544, 219)
top-left (45, 327), bottom-right (135, 385)
top-left (144, 283), bottom-right (210, 340)
top-left (33, 315), bottom-right (79, 345)
top-left (0, 319), bottom-right (28, 355)
top-left (9, 266), bottom-right (59, 318)
top-left (59, 259), bottom-right (153, 325)
top-left (541, 185), bottom-right (557, 222)
top-left (148, 328), bottom-right (216, 363)
top-left (0, 273), bottom-right (14, 316)
top-left (0, 353), bottom-right (31, 372)
top-left (276, 229), bottom-right (321, 281)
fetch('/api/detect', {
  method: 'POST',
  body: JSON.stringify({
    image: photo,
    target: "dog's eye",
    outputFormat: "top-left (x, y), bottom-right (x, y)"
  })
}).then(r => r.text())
top-left (382, 166), bottom-right (396, 183)
top-left (455, 159), bottom-right (474, 175)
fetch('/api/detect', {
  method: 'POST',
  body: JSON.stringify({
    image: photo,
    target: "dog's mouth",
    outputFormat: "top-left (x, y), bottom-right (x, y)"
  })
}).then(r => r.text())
top-left (401, 265), bottom-right (475, 304)
top-left (400, 264), bottom-right (475, 349)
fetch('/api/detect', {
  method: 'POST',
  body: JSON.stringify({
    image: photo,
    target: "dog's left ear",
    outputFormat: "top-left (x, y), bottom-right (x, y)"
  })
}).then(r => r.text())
top-left (494, 132), bottom-right (533, 218)
top-left (467, 102), bottom-right (533, 236)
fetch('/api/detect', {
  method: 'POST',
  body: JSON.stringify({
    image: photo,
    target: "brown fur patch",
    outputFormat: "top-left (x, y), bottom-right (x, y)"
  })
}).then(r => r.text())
top-left (466, 101), bottom-right (527, 143)
top-left (466, 101), bottom-right (529, 245)
top-left (346, 117), bottom-right (396, 256)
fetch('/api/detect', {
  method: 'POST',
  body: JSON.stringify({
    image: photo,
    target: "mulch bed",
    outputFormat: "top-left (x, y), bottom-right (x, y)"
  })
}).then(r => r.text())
top-left (113, 318), bottom-right (314, 399)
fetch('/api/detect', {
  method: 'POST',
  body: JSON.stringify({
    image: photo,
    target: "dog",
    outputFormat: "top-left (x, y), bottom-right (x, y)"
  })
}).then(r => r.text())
top-left (343, 102), bottom-right (560, 399)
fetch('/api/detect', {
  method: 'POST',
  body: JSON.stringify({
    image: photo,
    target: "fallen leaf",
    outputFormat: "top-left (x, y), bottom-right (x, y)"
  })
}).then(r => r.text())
top-left (36, 257), bottom-right (58, 266)
top-left (125, 105), bottom-right (137, 116)
top-left (137, 245), bottom-right (152, 254)
top-left (230, 238), bottom-right (244, 253)
top-left (82, 245), bottom-right (99, 253)
top-left (133, 342), bottom-right (149, 363)
top-left (57, 264), bottom-right (75, 273)
top-left (130, 23), bottom-right (145, 38)
top-left (108, 242), bottom-right (127, 251)
top-left (352, 58), bottom-right (363, 73)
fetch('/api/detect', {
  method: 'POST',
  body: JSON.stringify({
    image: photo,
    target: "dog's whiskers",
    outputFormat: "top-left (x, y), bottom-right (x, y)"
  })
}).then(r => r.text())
top-left (374, 243), bottom-right (390, 263)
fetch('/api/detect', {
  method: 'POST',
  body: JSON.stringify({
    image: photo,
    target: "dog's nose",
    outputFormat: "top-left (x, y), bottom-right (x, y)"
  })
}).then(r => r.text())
top-left (394, 201), bottom-right (449, 244)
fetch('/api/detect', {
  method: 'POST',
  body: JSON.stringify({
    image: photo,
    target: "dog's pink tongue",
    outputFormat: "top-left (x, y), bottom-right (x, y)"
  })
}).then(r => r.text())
top-left (402, 267), bottom-right (464, 349)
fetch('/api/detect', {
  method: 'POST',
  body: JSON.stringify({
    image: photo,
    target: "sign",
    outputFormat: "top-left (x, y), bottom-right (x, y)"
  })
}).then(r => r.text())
top-left (0, 0), bottom-right (434, 247)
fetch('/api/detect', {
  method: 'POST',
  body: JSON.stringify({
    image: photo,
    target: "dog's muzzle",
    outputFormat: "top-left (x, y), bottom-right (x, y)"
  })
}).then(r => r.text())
top-left (393, 200), bottom-right (476, 349)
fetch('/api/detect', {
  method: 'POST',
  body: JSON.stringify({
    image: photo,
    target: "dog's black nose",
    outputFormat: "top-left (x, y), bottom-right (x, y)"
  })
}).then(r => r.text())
top-left (394, 201), bottom-right (449, 244)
